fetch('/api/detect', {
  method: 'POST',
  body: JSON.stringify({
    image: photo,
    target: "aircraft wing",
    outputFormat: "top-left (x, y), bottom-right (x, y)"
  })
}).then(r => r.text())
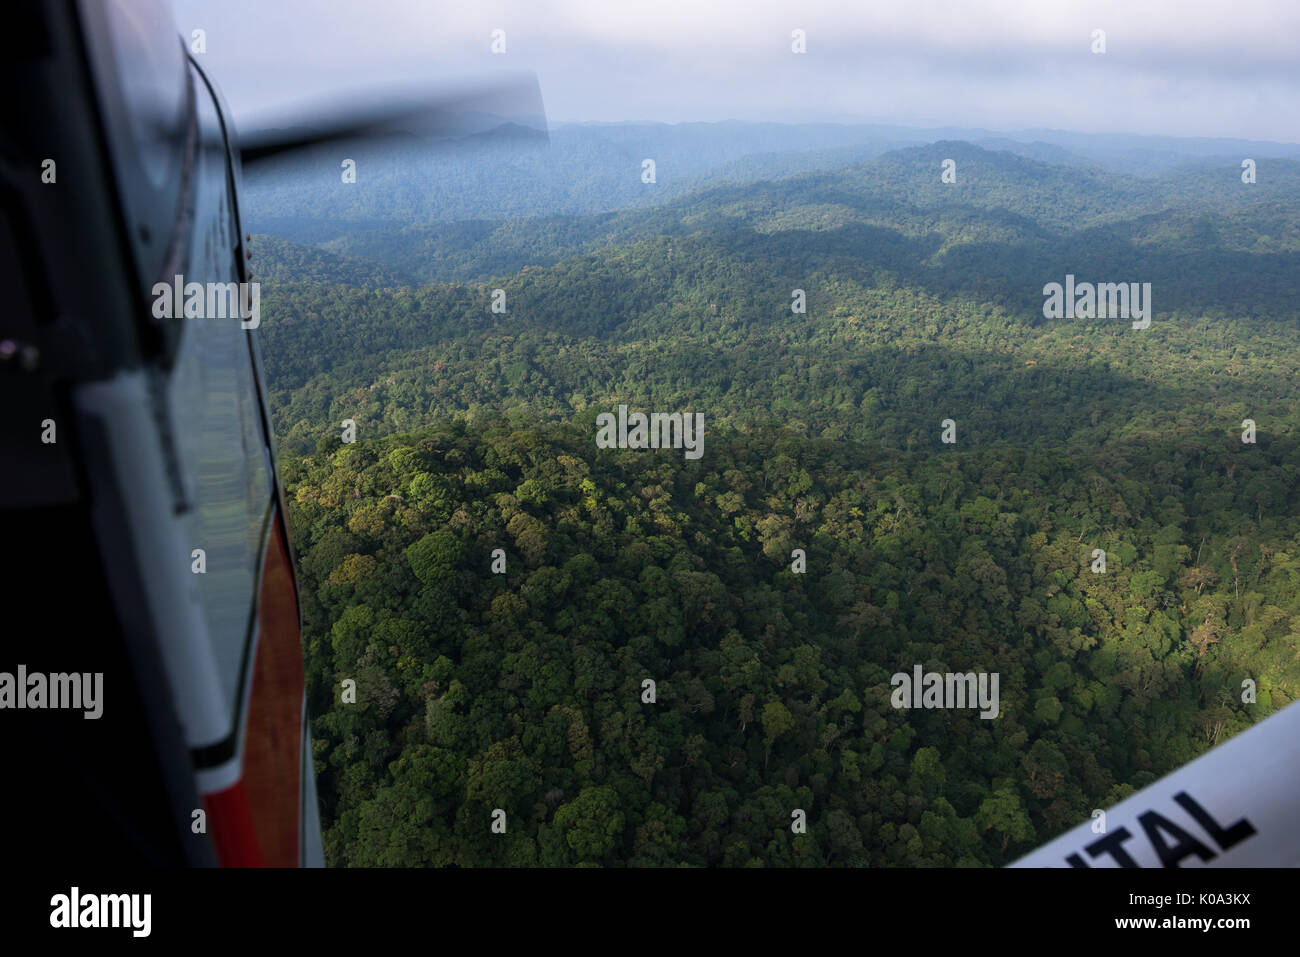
top-left (1011, 700), bottom-right (1300, 867)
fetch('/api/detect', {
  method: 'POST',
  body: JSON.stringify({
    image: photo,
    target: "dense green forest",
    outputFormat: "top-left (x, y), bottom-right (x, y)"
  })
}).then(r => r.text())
top-left (257, 139), bottom-right (1300, 866)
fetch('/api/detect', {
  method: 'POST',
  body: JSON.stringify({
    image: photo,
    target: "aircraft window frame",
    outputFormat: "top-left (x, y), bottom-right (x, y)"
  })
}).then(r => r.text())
top-left (78, 0), bottom-right (192, 306)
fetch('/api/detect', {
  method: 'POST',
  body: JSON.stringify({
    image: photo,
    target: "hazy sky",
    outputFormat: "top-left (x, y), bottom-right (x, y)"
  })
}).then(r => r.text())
top-left (169, 0), bottom-right (1300, 142)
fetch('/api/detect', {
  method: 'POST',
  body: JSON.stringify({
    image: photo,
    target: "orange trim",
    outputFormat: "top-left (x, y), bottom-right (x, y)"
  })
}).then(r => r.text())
top-left (241, 510), bottom-right (305, 866)
top-left (205, 782), bottom-right (264, 867)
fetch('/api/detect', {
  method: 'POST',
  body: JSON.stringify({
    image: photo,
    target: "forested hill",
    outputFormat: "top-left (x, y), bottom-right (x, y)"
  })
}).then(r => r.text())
top-left (243, 120), bottom-right (1300, 249)
top-left (258, 137), bottom-right (1300, 867)
top-left (257, 142), bottom-right (1300, 451)
top-left (242, 121), bottom-right (919, 244)
top-left (254, 140), bottom-right (1300, 286)
top-left (251, 234), bottom-right (414, 287)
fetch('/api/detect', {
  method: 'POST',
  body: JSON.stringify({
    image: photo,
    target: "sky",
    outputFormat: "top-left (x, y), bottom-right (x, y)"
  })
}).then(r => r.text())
top-left (168, 0), bottom-right (1300, 143)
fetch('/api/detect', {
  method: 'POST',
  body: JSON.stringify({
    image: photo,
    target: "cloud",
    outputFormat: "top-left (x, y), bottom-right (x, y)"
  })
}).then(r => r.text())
top-left (169, 0), bottom-right (1300, 140)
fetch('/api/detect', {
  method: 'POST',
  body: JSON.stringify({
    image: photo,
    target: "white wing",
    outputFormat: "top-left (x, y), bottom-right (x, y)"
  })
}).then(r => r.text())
top-left (1011, 700), bottom-right (1300, 867)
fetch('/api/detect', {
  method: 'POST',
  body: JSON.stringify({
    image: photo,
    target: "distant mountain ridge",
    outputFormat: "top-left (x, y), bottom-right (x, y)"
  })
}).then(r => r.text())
top-left (243, 120), bottom-right (1300, 248)
top-left (252, 139), bottom-right (1300, 287)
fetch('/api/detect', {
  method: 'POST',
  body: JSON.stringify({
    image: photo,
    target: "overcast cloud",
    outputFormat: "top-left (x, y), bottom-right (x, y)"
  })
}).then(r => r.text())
top-left (168, 0), bottom-right (1300, 142)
